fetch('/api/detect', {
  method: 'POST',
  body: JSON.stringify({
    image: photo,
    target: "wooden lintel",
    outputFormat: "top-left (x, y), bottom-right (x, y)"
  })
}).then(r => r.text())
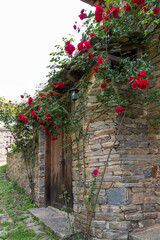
top-left (108, 54), bottom-right (121, 65)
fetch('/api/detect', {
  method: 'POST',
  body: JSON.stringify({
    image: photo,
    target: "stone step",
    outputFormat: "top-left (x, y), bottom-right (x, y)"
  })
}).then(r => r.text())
top-left (129, 224), bottom-right (160, 240)
top-left (29, 207), bottom-right (73, 239)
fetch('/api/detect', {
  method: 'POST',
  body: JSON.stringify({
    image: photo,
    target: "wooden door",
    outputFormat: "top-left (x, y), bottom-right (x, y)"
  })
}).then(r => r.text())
top-left (45, 129), bottom-right (73, 210)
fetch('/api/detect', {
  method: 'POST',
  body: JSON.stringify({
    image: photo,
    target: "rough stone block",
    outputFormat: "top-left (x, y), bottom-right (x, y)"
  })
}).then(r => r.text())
top-left (132, 192), bottom-right (144, 204)
top-left (125, 213), bottom-right (143, 221)
top-left (107, 188), bottom-right (131, 205)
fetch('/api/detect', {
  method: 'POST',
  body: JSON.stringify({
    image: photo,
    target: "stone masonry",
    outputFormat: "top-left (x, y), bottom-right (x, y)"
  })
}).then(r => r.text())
top-left (0, 127), bottom-right (13, 165)
top-left (7, 129), bottom-right (46, 207)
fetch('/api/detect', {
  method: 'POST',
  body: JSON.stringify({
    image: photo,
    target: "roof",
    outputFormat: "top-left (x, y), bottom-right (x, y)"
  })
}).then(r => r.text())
top-left (80, 0), bottom-right (104, 6)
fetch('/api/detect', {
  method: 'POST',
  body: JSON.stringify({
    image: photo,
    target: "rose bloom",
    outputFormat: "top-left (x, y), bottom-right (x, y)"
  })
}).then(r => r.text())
top-left (40, 93), bottom-right (45, 98)
top-left (38, 119), bottom-right (43, 124)
top-left (45, 113), bottom-right (50, 118)
top-left (113, 11), bottom-right (119, 18)
top-left (106, 78), bottom-right (111, 83)
top-left (101, 83), bottom-right (106, 89)
top-left (18, 112), bottom-right (22, 120)
top-left (22, 115), bottom-right (28, 124)
top-left (20, 95), bottom-right (24, 98)
top-left (88, 53), bottom-right (94, 59)
top-left (153, 7), bottom-right (159, 14)
top-left (93, 66), bottom-right (98, 72)
top-left (57, 124), bottom-right (60, 128)
top-left (73, 25), bottom-right (77, 30)
top-left (138, 70), bottom-right (146, 78)
top-left (138, 79), bottom-right (147, 90)
top-left (115, 107), bottom-right (124, 113)
top-left (53, 82), bottom-right (58, 86)
top-left (49, 92), bottom-right (54, 96)
top-left (58, 81), bottom-right (64, 89)
top-left (65, 43), bottom-right (75, 55)
top-left (95, 4), bottom-right (104, 23)
top-left (158, 35), bottom-right (160, 40)
top-left (97, 56), bottom-right (103, 64)
top-left (28, 97), bottom-right (33, 105)
top-left (131, 81), bottom-right (139, 88)
top-left (31, 109), bottom-right (37, 118)
top-left (92, 169), bottom-right (99, 176)
top-left (90, 33), bottom-right (95, 37)
top-left (103, 16), bottom-right (109, 20)
top-left (51, 136), bottom-right (57, 141)
top-left (124, 4), bottom-right (131, 12)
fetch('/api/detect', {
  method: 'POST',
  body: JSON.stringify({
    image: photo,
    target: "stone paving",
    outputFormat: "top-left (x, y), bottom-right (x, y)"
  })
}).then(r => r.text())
top-left (0, 172), bottom-right (58, 240)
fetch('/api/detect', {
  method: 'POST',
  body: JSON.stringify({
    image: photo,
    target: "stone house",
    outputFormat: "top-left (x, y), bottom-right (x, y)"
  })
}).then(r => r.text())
top-left (6, 0), bottom-right (160, 239)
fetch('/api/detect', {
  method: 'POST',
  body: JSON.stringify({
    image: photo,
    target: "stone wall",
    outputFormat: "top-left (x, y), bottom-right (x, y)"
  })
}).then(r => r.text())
top-left (72, 43), bottom-right (160, 239)
top-left (6, 129), bottom-right (46, 207)
top-left (0, 127), bottom-right (13, 165)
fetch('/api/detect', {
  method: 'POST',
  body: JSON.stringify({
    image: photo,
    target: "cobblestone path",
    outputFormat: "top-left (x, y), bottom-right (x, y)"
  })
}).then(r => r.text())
top-left (0, 170), bottom-right (59, 240)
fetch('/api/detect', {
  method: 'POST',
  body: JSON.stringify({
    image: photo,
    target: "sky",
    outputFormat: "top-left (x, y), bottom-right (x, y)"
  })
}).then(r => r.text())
top-left (0, 0), bottom-right (94, 102)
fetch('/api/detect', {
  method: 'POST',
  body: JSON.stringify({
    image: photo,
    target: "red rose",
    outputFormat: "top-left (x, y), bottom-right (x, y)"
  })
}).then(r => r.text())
top-left (58, 81), bottom-right (64, 89)
top-left (97, 56), bottom-right (103, 64)
top-left (103, 16), bottom-right (109, 20)
top-left (106, 78), bottom-right (111, 83)
top-left (101, 83), bottom-right (106, 89)
top-left (138, 79), bottom-right (147, 90)
top-left (65, 42), bottom-right (75, 55)
top-left (38, 119), bottom-right (43, 124)
top-left (128, 75), bottom-right (133, 82)
top-left (85, 41), bottom-right (91, 49)
top-left (18, 112), bottom-right (22, 120)
top-left (158, 35), bottom-right (160, 40)
top-left (45, 113), bottom-right (50, 118)
top-left (95, 4), bottom-right (104, 23)
top-left (92, 169), bottom-right (99, 176)
top-left (53, 82), bottom-right (58, 86)
top-left (124, 4), bottom-right (131, 12)
top-left (131, 81), bottom-right (139, 88)
top-left (141, 4), bottom-right (147, 11)
top-left (49, 92), bottom-right (53, 96)
top-left (31, 109), bottom-right (37, 118)
top-left (73, 25), bottom-right (77, 30)
top-left (81, 9), bottom-right (85, 14)
top-left (90, 33), bottom-right (95, 37)
top-left (153, 7), bottom-right (159, 14)
top-left (79, 9), bottom-right (87, 20)
top-left (93, 66), bottom-right (98, 72)
top-left (88, 53), bottom-right (94, 59)
top-left (138, 70), bottom-right (146, 78)
top-left (22, 115), bottom-right (28, 124)
top-left (28, 97), bottom-right (33, 105)
top-left (20, 95), bottom-right (24, 98)
top-left (40, 93), bottom-right (45, 99)
top-left (115, 107), bottom-right (124, 113)
top-left (41, 126), bottom-right (46, 130)
top-left (9, 100), bottom-right (11, 102)
top-left (57, 124), bottom-right (60, 128)
top-left (65, 41), bottom-right (70, 45)
top-left (114, 6), bottom-right (119, 12)
top-left (51, 136), bottom-right (57, 141)
top-left (113, 11), bottom-right (119, 18)
top-left (38, 106), bottom-right (41, 111)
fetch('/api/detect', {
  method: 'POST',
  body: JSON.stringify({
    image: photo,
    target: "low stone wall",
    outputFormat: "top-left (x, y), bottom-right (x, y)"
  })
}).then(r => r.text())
top-left (6, 130), bottom-right (46, 207)
top-left (0, 127), bottom-right (13, 165)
